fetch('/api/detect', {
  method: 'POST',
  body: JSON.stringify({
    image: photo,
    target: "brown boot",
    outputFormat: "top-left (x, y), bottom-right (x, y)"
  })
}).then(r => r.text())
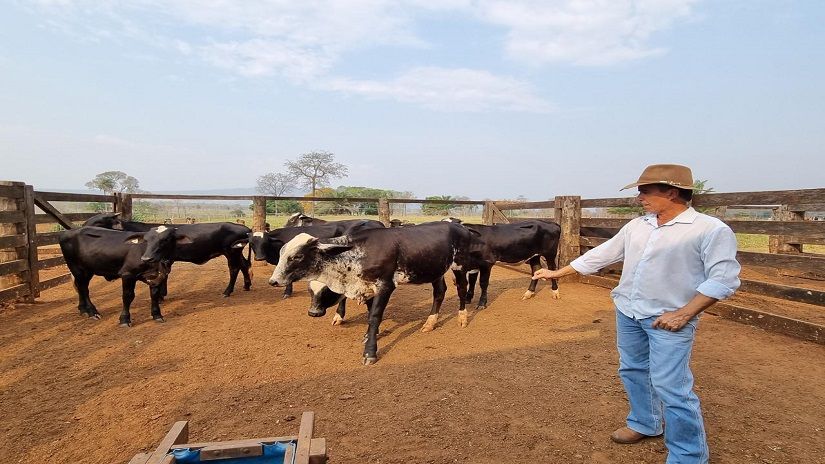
top-left (610, 427), bottom-right (659, 444)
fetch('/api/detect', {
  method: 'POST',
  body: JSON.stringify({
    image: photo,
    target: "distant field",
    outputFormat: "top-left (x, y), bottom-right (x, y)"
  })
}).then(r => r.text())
top-left (736, 233), bottom-right (824, 254)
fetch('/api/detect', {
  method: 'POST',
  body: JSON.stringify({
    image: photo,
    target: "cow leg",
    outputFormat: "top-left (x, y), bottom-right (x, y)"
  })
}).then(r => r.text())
top-left (543, 252), bottom-right (560, 299)
top-left (119, 278), bottom-right (137, 327)
top-left (476, 265), bottom-right (492, 310)
top-left (332, 299), bottom-right (347, 326)
top-left (158, 275), bottom-right (169, 302)
top-left (421, 277), bottom-right (447, 333)
top-left (451, 271), bottom-right (470, 327)
top-left (223, 252), bottom-right (242, 297)
top-left (466, 270), bottom-right (478, 303)
top-left (363, 285), bottom-right (394, 365)
top-left (240, 256), bottom-right (253, 291)
top-left (283, 282), bottom-right (294, 299)
top-left (149, 284), bottom-right (165, 323)
top-left (74, 270), bottom-right (100, 319)
top-left (523, 257), bottom-right (542, 300)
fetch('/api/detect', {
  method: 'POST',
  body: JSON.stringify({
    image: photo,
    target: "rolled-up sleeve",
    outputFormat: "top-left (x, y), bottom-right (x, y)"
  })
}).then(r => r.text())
top-left (696, 226), bottom-right (741, 300)
top-left (571, 225), bottom-right (627, 275)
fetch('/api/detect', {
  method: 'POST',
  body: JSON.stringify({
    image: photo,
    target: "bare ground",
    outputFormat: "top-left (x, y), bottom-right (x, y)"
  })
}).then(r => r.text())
top-left (1, 260), bottom-right (824, 464)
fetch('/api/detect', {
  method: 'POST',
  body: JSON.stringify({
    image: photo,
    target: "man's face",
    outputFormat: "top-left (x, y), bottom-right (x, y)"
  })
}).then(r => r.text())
top-left (636, 184), bottom-right (675, 214)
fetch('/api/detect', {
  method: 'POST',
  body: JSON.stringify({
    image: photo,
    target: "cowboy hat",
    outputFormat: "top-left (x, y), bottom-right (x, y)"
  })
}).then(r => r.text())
top-left (621, 164), bottom-right (696, 191)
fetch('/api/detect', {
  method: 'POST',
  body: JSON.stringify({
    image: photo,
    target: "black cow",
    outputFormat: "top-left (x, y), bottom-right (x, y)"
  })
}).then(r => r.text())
top-left (267, 222), bottom-right (483, 365)
top-left (249, 219), bottom-right (384, 300)
top-left (59, 225), bottom-right (191, 326)
top-left (451, 219), bottom-right (562, 309)
top-left (84, 212), bottom-right (252, 297)
top-left (284, 213), bottom-right (326, 227)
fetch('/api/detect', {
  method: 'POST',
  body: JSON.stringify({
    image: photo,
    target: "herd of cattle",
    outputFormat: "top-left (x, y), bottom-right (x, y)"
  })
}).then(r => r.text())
top-left (59, 212), bottom-right (562, 364)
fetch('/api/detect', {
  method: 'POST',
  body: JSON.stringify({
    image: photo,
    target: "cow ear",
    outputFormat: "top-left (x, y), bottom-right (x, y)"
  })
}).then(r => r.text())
top-left (125, 234), bottom-right (145, 244)
top-left (317, 242), bottom-right (352, 256)
top-left (177, 235), bottom-right (194, 245)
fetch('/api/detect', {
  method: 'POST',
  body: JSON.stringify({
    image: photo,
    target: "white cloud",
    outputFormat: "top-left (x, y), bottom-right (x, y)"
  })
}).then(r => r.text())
top-left (324, 67), bottom-right (552, 113)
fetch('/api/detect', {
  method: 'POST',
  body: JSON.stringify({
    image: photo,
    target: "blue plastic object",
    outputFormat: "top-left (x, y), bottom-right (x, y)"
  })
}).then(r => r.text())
top-left (171, 441), bottom-right (295, 464)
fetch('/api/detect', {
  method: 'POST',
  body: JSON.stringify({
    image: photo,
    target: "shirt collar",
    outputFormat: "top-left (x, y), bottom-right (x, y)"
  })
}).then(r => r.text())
top-left (642, 207), bottom-right (698, 227)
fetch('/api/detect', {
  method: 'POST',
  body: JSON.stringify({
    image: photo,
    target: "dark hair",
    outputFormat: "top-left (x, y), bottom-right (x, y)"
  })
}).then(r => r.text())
top-left (652, 184), bottom-right (693, 202)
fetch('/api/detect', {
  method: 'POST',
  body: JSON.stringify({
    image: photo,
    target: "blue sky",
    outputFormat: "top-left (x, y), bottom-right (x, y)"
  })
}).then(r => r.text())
top-left (1, 0), bottom-right (823, 200)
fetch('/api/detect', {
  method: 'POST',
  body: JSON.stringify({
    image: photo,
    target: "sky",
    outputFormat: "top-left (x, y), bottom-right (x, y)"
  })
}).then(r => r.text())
top-left (1, 0), bottom-right (824, 201)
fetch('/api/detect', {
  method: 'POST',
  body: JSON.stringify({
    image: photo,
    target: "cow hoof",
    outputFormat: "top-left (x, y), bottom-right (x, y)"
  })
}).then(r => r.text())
top-left (89, 313), bottom-right (102, 320)
top-left (362, 356), bottom-right (378, 365)
top-left (222, 293), bottom-right (231, 298)
top-left (119, 322), bottom-right (132, 328)
top-left (282, 294), bottom-right (292, 300)
top-left (420, 324), bottom-right (434, 333)
top-left (243, 287), bottom-right (251, 291)
top-left (332, 314), bottom-right (344, 326)
top-left (552, 290), bottom-right (561, 300)
top-left (476, 304), bottom-right (487, 310)
top-left (458, 310), bottom-right (468, 328)
top-left (153, 317), bottom-right (165, 323)
top-left (466, 295), bottom-right (474, 303)
top-left (521, 290), bottom-right (536, 300)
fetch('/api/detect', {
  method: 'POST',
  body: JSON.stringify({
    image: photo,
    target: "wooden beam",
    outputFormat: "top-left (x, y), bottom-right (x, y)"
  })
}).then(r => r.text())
top-left (737, 251), bottom-right (825, 275)
top-left (581, 218), bottom-right (632, 228)
top-left (34, 191), bottom-right (114, 203)
top-left (726, 219), bottom-right (824, 237)
top-left (581, 197), bottom-right (638, 208)
top-left (35, 231), bottom-right (62, 247)
top-left (199, 443), bottom-right (262, 460)
top-left (38, 273), bottom-right (72, 292)
top-left (0, 184), bottom-right (24, 200)
top-left (34, 212), bottom-right (97, 225)
top-left (555, 195), bottom-right (581, 272)
top-left (0, 235), bottom-right (26, 249)
top-left (0, 259), bottom-right (28, 276)
top-left (252, 196), bottom-right (267, 232)
top-left (24, 185), bottom-right (40, 300)
top-left (33, 194), bottom-right (75, 230)
top-left (494, 200), bottom-right (555, 210)
top-left (295, 411), bottom-right (315, 464)
top-left (145, 421), bottom-right (189, 464)
top-left (0, 211), bottom-right (25, 225)
top-left (0, 282), bottom-right (31, 303)
top-left (693, 188), bottom-right (825, 208)
top-left (37, 256), bottom-right (66, 270)
top-left (739, 279), bottom-right (825, 307)
top-left (708, 303), bottom-right (825, 345)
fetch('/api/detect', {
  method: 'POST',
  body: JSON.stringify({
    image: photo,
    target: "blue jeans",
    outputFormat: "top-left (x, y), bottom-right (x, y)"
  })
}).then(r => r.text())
top-left (615, 309), bottom-right (709, 464)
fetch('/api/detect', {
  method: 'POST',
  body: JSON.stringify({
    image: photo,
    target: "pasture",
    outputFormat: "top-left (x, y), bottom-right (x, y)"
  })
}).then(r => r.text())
top-left (1, 260), bottom-right (823, 463)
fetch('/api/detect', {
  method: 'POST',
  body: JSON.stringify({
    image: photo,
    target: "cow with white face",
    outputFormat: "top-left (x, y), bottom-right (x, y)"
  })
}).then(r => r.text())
top-left (268, 222), bottom-right (485, 365)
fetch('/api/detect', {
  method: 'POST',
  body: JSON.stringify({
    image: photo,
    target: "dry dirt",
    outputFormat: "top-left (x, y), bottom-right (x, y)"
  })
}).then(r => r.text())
top-left (1, 260), bottom-right (824, 464)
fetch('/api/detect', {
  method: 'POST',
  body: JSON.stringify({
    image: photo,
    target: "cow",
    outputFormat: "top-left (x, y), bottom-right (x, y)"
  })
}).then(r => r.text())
top-left (267, 222), bottom-right (485, 365)
top-left (84, 212), bottom-right (253, 297)
top-left (248, 219), bottom-right (384, 300)
top-left (284, 213), bottom-right (325, 227)
top-left (58, 225), bottom-right (191, 326)
top-left (447, 219), bottom-right (562, 309)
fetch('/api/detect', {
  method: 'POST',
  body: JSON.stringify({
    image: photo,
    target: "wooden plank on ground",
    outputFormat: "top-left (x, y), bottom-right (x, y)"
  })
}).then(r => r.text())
top-left (737, 251), bottom-right (825, 275)
top-left (0, 234), bottom-right (26, 249)
top-left (127, 453), bottom-right (151, 464)
top-left (176, 436), bottom-right (297, 449)
top-left (709, 303), bottom-right (825, 345)
top-left (295, 412), bottom-right (315, 464)
top-left (309, 438), bottom-right (328, 464)
top-left (145, 421), bottom-right (189, 464)
top-left (39, 273), bottom-right (72, 292)
top-left (199, 443), bottom-right (263, 460)
top-left (739, 279), bottom-right (825, 307)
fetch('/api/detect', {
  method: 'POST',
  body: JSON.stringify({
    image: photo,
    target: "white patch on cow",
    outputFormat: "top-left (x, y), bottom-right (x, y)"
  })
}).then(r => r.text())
top-left (155, 225), bottom-right (168, 233)
top-left (232, 242), bottom-right (245, 248)
top-left (309, 280), bottom-right (327, 294)
top-left (278, 233), bottom-right (317, 258)
top-left (130, 238), bottom-right (140, 244)
top-left (289, 213), bottom-right (300, 219)
top-left (392, 270), bottom-right (412, 286)
top-left (467, 269), bottom-right (479, 274)
top-left (253, 231), bottom-right (264, 238)
top-left (450, 263), bottom-right (463, 271)
top-left (420, 314), bottom-right (438, 332)
top-left (314, 246), bottom-right (377, 303)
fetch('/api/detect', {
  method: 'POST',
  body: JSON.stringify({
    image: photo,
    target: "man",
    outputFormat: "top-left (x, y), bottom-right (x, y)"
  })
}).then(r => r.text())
top-left (533, 164), bottom-right (740, 464)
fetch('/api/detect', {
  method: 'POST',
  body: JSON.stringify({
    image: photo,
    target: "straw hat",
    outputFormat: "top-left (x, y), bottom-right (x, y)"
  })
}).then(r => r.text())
top-left (621, 164), bottom-right (696, 191)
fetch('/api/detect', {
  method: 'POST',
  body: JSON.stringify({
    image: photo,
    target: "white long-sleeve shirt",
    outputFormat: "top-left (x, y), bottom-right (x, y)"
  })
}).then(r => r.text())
top-left (571, 207), bottom-right (741, 320)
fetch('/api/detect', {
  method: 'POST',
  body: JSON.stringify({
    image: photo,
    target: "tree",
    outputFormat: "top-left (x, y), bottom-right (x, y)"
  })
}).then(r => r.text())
top-left (85, 171), bottom-right (141, 195)
top-left (256, 172), bottom-right (297, 214)
top-left (285, 151), bottom-right (348, 213)
top-left (422, 195), bottom-right (456, 216)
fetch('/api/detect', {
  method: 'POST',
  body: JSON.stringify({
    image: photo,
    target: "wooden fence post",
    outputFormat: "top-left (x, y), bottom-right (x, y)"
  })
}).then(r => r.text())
top-left (482, 202), bottom-right (493, 225)
top-left (23, 185), bottom-right (39, 300)
top-left (0, 181), bottom-right (29, 301)
top-left (252, 196), bottom-right (267, 232)
top-left (378, 199), bottom-right (390, 226)
top-left (555, 196), bottom-right (581, 280)
top-left (120, 194), bottom-right (133, 221)
top-left (769, 205), bottom-right (804, 254)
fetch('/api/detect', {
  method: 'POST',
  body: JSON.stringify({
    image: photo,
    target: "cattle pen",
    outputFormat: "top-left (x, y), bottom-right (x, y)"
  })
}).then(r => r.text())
top-left (1, 180), bottom-right (825, 463)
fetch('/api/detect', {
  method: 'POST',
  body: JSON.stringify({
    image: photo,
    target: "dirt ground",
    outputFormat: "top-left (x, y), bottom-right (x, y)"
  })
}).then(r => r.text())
top-left (1, 260), bottom-right (824, 464)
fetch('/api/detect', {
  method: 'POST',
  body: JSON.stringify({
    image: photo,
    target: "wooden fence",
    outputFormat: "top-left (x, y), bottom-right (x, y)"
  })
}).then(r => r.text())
top-left (493, 189), bottom-right (825, 344)
top-left (2, 181), bottom-right (823, 344)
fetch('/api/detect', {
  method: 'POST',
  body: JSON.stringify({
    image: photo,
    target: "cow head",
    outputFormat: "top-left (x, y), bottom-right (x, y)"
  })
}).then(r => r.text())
top-left (268, 233), bottom-right (352, 287)
top-left (140, 226), bottom-right (192, 263)
top-left (284, 213), bottom-right (315, 228)
top-left (248, 231), bottom-right (284, 262)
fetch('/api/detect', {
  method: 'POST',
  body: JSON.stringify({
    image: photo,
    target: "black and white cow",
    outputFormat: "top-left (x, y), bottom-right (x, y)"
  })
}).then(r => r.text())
top-left (283, 213), bottom-right (326, 227)
top-left (248, 219), bottom-right (384, 300)
top-left (448, 219), bottom-right (562, 309)
top-left (267, 222), bottom-right (484, 365)
top-left (58, 225), bottom-right (191, 326)
top-left (84, 213), bottom-right (252, 297)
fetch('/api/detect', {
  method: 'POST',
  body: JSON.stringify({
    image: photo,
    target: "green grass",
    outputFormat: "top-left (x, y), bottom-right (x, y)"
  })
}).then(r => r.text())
top-left (736, 233), bottom-right (825, 254)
